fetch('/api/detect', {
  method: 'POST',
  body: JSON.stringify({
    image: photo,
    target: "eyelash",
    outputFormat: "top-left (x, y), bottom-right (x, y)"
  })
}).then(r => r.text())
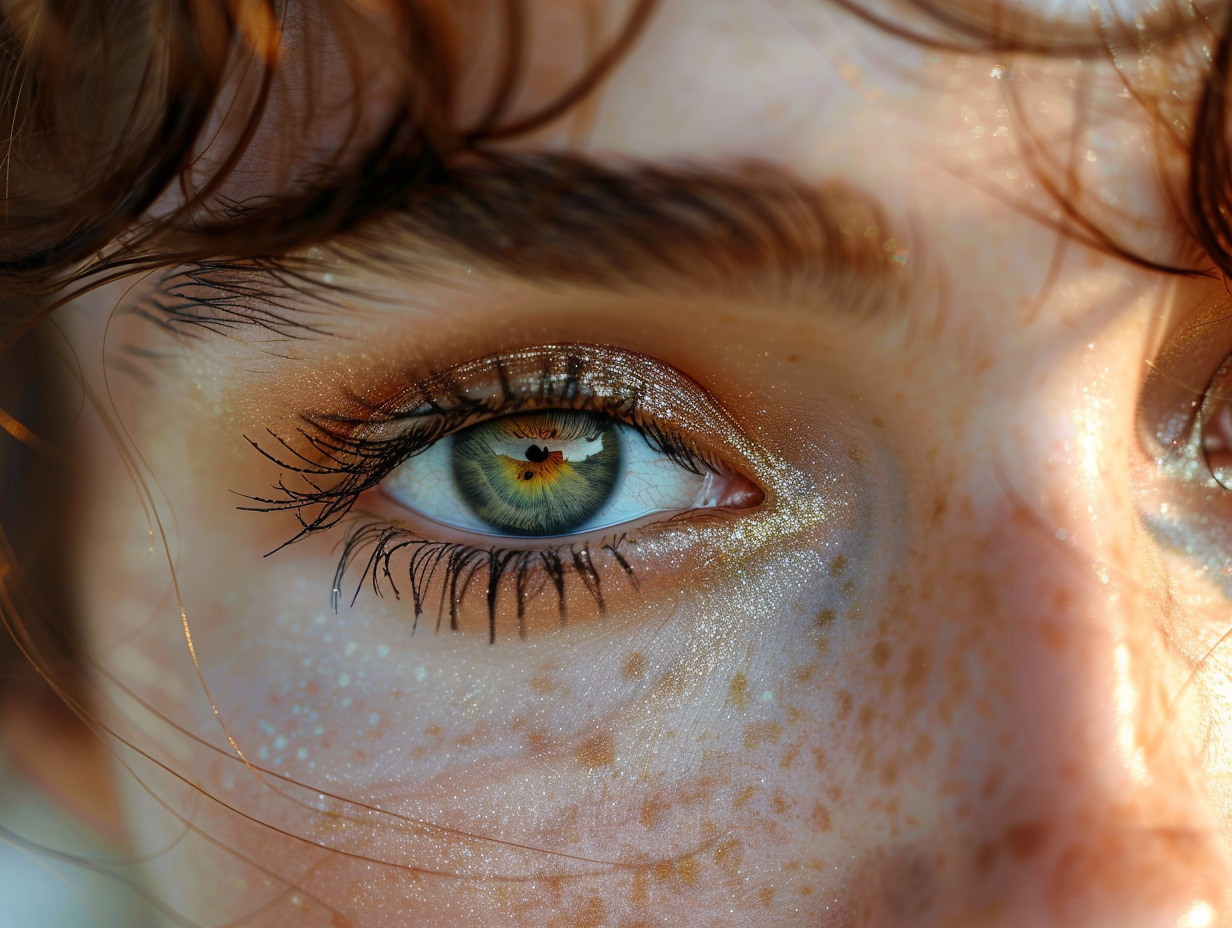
top-left (332, 520), bottom-right (640, 643)
top-left (242, 353), bottom-right (730, 640)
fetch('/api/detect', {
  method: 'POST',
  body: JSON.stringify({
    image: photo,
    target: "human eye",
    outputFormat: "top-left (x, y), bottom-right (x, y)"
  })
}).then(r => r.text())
top-left (245, 343), bottom-right (765, 641)
top-left (385, 409), bottom-right (751, 536)
top-left (1137, 295), bottom-right (1232, 589)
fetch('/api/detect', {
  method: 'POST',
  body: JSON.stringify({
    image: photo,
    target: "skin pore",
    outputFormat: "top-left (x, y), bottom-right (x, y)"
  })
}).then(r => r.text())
top-left (28, 0), bottom-right (1232, 924)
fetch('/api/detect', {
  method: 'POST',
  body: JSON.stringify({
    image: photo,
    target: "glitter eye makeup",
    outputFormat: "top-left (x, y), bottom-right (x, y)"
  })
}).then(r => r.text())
top-left (245, 344), bottom-right (766, 640)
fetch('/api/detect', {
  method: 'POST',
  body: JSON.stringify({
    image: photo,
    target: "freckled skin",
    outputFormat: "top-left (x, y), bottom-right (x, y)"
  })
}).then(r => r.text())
top-left (56, 0), bottom-right (1232, 926)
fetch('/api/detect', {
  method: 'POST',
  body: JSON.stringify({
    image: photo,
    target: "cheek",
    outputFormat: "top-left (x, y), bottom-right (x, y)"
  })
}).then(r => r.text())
top-left (77, 432), bottom-right (897, 927)
top-left (67, 296), bottom-right (909, 926)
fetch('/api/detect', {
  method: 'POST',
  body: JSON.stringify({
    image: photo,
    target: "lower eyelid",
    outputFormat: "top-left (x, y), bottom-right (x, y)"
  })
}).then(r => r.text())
top-left (330, 503), bottom-right (751, 642)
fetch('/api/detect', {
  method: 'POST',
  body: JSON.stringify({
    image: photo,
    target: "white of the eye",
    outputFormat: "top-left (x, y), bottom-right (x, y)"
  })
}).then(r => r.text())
top-left (381, 424), bottom-right (709, 537)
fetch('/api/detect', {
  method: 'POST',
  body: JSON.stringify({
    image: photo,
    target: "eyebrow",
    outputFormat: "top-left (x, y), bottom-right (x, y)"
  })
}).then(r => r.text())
top-left (141, 155), bottom-right (917, 338)
top-left (346, 154), bottom-right (917, 321)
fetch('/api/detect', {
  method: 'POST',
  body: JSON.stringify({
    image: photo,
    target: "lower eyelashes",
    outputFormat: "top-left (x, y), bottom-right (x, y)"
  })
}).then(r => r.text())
top-left (333, 517), bottom-right (647, 642)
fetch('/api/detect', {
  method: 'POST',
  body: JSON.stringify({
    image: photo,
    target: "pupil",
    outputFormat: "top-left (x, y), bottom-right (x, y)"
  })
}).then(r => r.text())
top-left (525, 444), bottom-right (551, 463)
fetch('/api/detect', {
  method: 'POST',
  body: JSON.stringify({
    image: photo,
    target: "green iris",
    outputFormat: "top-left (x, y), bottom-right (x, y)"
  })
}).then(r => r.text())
top-left (451, 411), bottom-right (622, 536)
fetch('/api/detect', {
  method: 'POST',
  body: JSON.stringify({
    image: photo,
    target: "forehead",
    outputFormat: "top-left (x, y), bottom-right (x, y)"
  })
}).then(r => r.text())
top-left (567, 0), bottom-right (1182, 310)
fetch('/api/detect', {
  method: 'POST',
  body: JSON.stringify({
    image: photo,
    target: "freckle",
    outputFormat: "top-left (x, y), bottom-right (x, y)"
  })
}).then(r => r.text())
top-left (786, 354), bottom-right (801, 362)
top-left (631, 868), bottom-right (648, 905)
top-left (846, 604), bottom-right (862, 621)
top-left (800, 885), bottom-right (814, 896)
top-left (653, 861), bottom-right (675, 882)
top-left (727, 673), bottom-right (751, 709)
top-left (871, 416), bottom-right (885, 428)
top-left (786, 706), bottom-right (802, 723)
top-left (622, 652), bottom-right (646, 680)
top-left (910, 733), bottom-right (934, 762)
top-left (528, 729), bottom-right (550, 751)
top-left (872, 640), bottom-right (893, 668)
top-left (812, 747), bottom-right (829, 772)
top-left (575, 732), bottom-right (615, 768)
top-left (656, 670), bottom-right (685, 696)
top-left (931, 495), bottom-right (947, 523)
top-left (836, 690), bottom-right (853, 720)
top-left (676, 857), bottom-right (700, 886)
top-left (846, 445), bottom-right (867, 464)
top-left (425, 725), bottom-right (441, 737)
top-left (771, 789), bottom-right (789, 814)
top-left (714, 839), bottom-right (744, 875)
top-left (780, 742), bottom-right (799, 768)
top-left (1040, 620), bottom-right (1068, 652)
top-left (759, 887), bottom-right (775, 907)
top-left (816, 608), bottom-right (836, 630)
top-left (980, 767), bottom-right (1003, 798)
top-left (792, 665), bottom-right (815, 683)
top-left (640, 795), bottom-right (668, 828)
top-left (857, 703), bottom-right (875, 728)
top-left (572, 896), bottom-right (604, 928)
top-left (880, 760), bottom-right (899, 786)
top-left (843, 581), bottom-right (856, 596)
top-left (732, 785), bottom-right (756, 810)
top-left (829, 555), bottom-right (848, 576)
top-left (810, 803), bottom-right (832, 832)
top-left (529, 675), bottom-right (555, 693)
top-left (743, 721), bottom-right (783, 750)
top-left (1005, 821), bottom-right (1048, 860)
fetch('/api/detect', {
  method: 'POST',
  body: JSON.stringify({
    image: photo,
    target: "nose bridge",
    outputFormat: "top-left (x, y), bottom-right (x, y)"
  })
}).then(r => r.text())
top-left (898, 381), bottom-right (1232, 924)
top-left (963, 507), bottom-right (1230, 917)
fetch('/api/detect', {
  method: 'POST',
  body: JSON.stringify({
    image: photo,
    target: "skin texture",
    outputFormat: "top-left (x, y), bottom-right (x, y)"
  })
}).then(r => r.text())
top-left (47, 0), bottom-right (1232, 925)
